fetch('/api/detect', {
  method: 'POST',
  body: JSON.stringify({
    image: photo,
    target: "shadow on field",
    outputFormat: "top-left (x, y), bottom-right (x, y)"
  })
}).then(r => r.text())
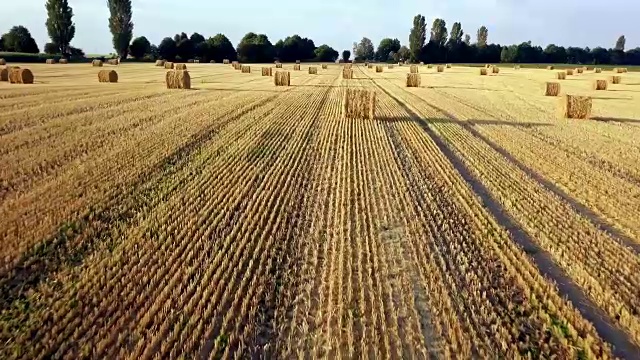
top-left (428, 85), bottom-right (509, 92)
top-left (376, 116), bottom-right (552, 128)
top-left (193, 87), bottom-right (279, 93)
top-left (592, 116), bottom-right (640, 124)
top-left (591, 96), bottom-right (632, 100)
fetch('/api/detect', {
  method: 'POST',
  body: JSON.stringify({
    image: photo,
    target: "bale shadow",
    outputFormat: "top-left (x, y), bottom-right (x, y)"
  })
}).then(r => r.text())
top-left (376, 116), bottom-right (552, 128)
top-left (428, 85), bottom-right (508, 92)
top-left (591, 96), bottom-right (632, 100)
top-left (192, 87), bottom-right (279, 93)
top-left (592, 116), bottom-right (640, 124)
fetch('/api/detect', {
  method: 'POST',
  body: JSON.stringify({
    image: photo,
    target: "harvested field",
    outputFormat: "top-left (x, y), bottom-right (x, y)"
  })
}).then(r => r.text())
top-left (1, 62), bottom-right (640, 359)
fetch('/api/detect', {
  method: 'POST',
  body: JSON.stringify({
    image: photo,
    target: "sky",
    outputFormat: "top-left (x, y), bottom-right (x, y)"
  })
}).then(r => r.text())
top-left (1, 0), bottom-right (638, 55)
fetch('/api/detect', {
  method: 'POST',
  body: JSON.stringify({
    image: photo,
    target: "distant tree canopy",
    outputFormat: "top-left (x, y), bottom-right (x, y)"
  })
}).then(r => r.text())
top-left (342, 50), bottom-right (351, 62)
top-left (274, 35), bottom-right (316, 62)
top-left (1, 26), bottom-right (40, 53)
top-left (375, 38), bottom-right (401, 62)
top-left (353, 37), bottom-right (375, 61)
top-left (237, 32), bottom-right (274, 63)
top-left (314, 44), bottom-right (339, 62)
top-left (129, 36), bottom-right (151, 60)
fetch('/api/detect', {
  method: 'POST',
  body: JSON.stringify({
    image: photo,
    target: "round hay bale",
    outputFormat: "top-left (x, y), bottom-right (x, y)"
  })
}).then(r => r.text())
top-left (544, 82), bottom-right (560, 96)
top-left (59, 58), bottom-right (69, 64)
top-left (480, 68), bottom-right (488, 75)
top-left (406, 73), bottom-right (421, 87)
top-left (92, 59), bottom-right (103, 67)
top-left (293, 64), bottom-right (301, 71)
top-left (308, 67), bottom-right (318, 74)
top-left (9, 68), bottom-right (34, 84)
top-left (492, 66), bottom-right (500, 74)
top-left (274, 71), bottom-right (290, 86)
top-left (593, 79), bottom-right (608, 90)
top-left (187, 59), bottom-right (194, 63)
top-left (559, 95), bottom-right (592, 119)
top-left (98, 70), bottom-right (118, 83)
top-left (164, 62), bottom-right (174, 69)
top-left (46, 59), bottom-right (56, 64)
top-left (210, 60), bottom-right (216, 64)
top-left (566, 69), bottom-right (574, 76)
top-left (557, 72), bottom-right (566, 80)
top-left (547, 65), bottom-right (554, 70)
top-left (322, 64), bottom-right (328, 69)
top-left (165, 70), bottom-right (191, 89)
top-left (610, 76), bottom-right (622, 84)
top-left (155, 60), bottom-right (166, 67)
top-left (275, 63), bottom-right (283, 69)
top-left (0, 68), bottom-right (8, 82)
top-left (241, 65), bottom-right (251, 73)
top-left (0, 58), bottom-right (6, 66)
top-left (410, 65), bottom-right (419, 74)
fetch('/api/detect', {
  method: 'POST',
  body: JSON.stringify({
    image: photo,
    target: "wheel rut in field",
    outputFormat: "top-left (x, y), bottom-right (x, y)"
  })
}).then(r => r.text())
top-left (374, 82), bottom-right (640, 359)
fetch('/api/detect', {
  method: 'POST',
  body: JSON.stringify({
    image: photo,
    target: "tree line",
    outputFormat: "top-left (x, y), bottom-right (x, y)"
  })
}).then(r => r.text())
top-left (1, 2), bottom-right (639, 66)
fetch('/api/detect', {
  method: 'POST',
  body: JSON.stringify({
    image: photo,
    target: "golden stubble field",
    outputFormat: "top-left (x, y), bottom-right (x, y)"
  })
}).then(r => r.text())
top-left (1, 61), bottom-right (640, 359)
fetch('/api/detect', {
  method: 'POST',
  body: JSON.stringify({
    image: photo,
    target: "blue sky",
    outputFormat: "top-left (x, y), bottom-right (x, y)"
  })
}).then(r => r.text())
top-left (2, 0), bottom-right (638, 55)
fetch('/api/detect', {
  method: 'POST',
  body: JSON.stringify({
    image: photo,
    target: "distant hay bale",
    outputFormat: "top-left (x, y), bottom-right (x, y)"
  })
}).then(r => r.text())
top-left (92, 59), bottom-right (103, 67)
top-left (223, 59), bottom-right (230, 64)
top-left (365, 62), bottom-right (369, 67)
top-left (446, 64), bottom-right (452, 68)
top-left (375, 66), bottom-right (383, 73)
top-left (419, 62), bottom-right (424, 66)
top-left (559, 95), bottom-right (592, 119)
top-left (106, 59), bottom-right (118, 66)
top-left (175, 63), bottom-right (188, 70)
top-left (387, 64), bottom-right (394, 69)
top-left (594, 68), bottom-right (602, 73)
top-left (210, 60), bottom-right (215, 64)
top-left (194, 60), bottom-right (200, 64)
top-left (322, 64), bottom-right (328, 69)
top-left (46, 59), bottom-right (56, 64)
top-left (241, 65), bottom-right (251, 73)
top-left (566, 69), bottom-right (574, 75)
top-left (492, 66), bottom-right (500, 74)
top-left (557, 72), bottom-right (566, 80)
top-left (342, 88), bottom-right (376, 120)
top-left (233, 63), bottom-right (242, 70)
top-left (187, 59), bottom-right (194, 63)
top-left (514, 65), bottom-right (521, 70)
top-left (576, 68), bottom-right (583, 74)
top-left (9, 68), bottom-right (34, 84)
top-left (410, 65), bottom-right (419, 73)
top-left (593, 79), bottom-right (608, 90)
top-left (274, 71), bottom-right (290, 86)
top-left (485, 64), bottom-right (491, 68)
top-left (296, 60), bottom-right (301, 64)
top-left (547, 65), bottom-right (554, 70)
top-left (165, 70), bottom-right (191, 89)
top-left (98, 70), bottom-right (118, 83)
top-left (308, 67), bottom-right (318, 74)
top-left (261, 67), bottom-right (273, 76)
top-left (342, 68), bottom-right (353, 79)
top-left (480, 68), bottom-right (488, 75)
top-left (613, 67), bottom-right (624, 73)
top-left (155, 60), bottom-right (166, 67)
top-left (59, 58), bottom-right (68, 64)
top-left (0, 58), bottom-right (6, 65)
top-left (406, 73), bottom-right (421, 87)
top-left (276, 63), bottom-right (283, 68)
top-left (367, 64), bottom-right (373, 69)
top-left (610, 76), bottom-right (621, 84)
top-left (436, 65), bottom-right (444, 72)
top-left (293, 64), bottom-right (301, 71)
top-left (0, 66), bottom-right (18, 81)
top-left (427, 64), bottom-right (433, 69)
top-left (164, 62), bottom-right (174, 69)
top-left (544, 82), bottom-right (560, 96)
top-left (622, 68), bottom-right (628, 73)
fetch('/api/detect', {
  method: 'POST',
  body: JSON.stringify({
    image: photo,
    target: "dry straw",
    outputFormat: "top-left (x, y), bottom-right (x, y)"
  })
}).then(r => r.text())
top-left (274, 71), bottom-right (290, 86)
top-left (406, 73), bottom-right (421, 87)
top-left (9, 68), bottom-right (34, 84)
top-left (342, 89), bottom-right (376, 120)
top-left (233, 63), bottom-right (242, 70)
top-left (557, 72), bottom-right (566, 80)
top-left (342, 68), bottom-right (353, 79)
top-left (59, 59), bottom-right (68, 64)
top-left (410, 65), bottom-right (419, 73)
top-left (437, 65), bottom-right (444, 72)
top-left (175, 63), bottom-right (188, 70)
top-left (559, 95), bottom-right (592, 119)
top-left (276, 63), bottom-right (283, 68)
top-left (107, 59), bottom-right (118, 66)
top-left (98, 70), bottom-right (118, 83)
top-left (375, 66), bottom-right (383, 73)
top-left (446, 64), bottom-right (452, 68)
top-left (547, 65), bottom-right (554, 70)
top-left (427, 64), bottom-right (433, 69)
top-left (344, 63), bottom-right (352, 69)
top-left (566, 69), bottom-right (574, 75)
top-left (223, 59), bottom-right (230, 64)
top-left (544, 82), bottom-right (560, 96)
top-left (166, 70), bottom-right (191, 89)
top-left (155, 60), bottom-right (166, 67)
top-left (492, 66), bottom-right (500, 74)
top-left (593, 79), bottom-right (608, 90)
top-left (0, 66), bottom-right (18, 81)
top-left (576, 68), bottom-right (583, 74)
top-left (241, 65), bottom-right (251, 73)
top-left (261, 67), bottom-right (273, 76)
top-left (164, 62), bottom-right (174, 69)
top-left (293, 64), bottom-right (301, 71)
top-left (480, 68), bottom-right (488, 75)
top-left (92, 59), bottom-right (103, 67)
top-left (610, 76), bottom-right (621, 84)
top-left (46, 59), bottom-right (56, 64)
top-left (308, 67), bottom-right (318, 74)
top-left (0, 58), bottom-right (6, 65)
top-left (594, 68), bottom-right (602, 73)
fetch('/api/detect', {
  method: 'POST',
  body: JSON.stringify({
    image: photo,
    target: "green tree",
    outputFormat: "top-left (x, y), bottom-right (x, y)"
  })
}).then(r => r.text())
top-left (615, 35), bottom-right (625, 51)
top-left (430, 18), bottom-right (448, 46)
top-left (190, 32), bottom-right (206, 44)
top-left (44, 42), bottom-right (59, 54)
top-left (236, 32), bottom-right (274, 63)
top-left (129, 36), bottom-right (151, 60)
top-left (354, 37), bottom-right (375, 61)
top-left (447, 22), bottom-right (463, 47)
top-left (544, 44), bottom-right (567, 63)
top-left (107, 0), bottom-right (134, 58)
top-left (375, 38), bottom-right (401, 62)
top-left (205, 33), bottom-right (237, 62)
top-left (45, 0), bottom-right (75, 54)
top-left (314, 44), bottom-right (339, 62)
top-left (464, 34), bottom-right (471, 45)
top-left (1, 26), bottom-right (40, 53)
top-left (276, 35), bottom-right (316, 62)
top-left (397, 46), bottom-right (410, 62)
top-left (158, 37), bottom-right (177, 60)
top-left (477, 26), bottom-right (488, 47)
top-left (409, 14), bottom-right (426, 62)
top-left (0, 36), bottom-right (4, 51)
top-left (341, 50), bottom-right (351, 62)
